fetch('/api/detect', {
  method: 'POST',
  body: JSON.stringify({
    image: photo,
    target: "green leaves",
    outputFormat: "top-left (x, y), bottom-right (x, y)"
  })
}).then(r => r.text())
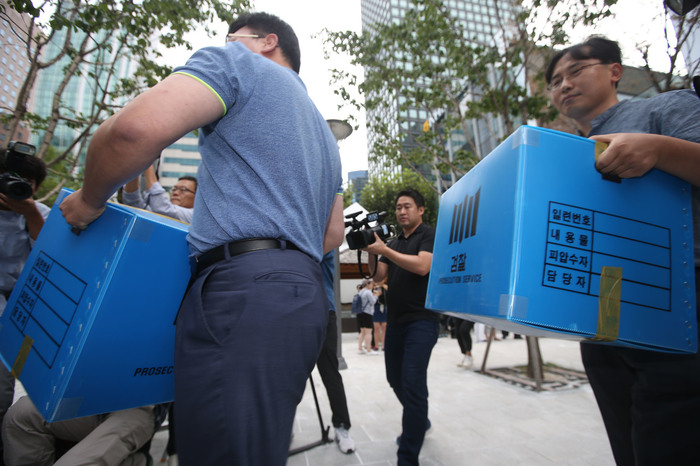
top-left (0, 0), bottom-right (251, 192)
top-left (359, 169), bottom-right (439, 227)
top-left (323, 0), bottom-right (621, 189)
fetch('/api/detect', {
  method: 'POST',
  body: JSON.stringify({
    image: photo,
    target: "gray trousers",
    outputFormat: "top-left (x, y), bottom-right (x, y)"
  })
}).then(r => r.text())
top-left (0, 364), bottom-right (14, 465)
top-left (2, 397), bottom-right (154, 466)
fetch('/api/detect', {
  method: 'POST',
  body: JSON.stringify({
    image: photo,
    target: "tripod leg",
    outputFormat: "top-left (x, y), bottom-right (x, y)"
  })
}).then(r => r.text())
top-left (308, 374), bottom-right (331, 443)
top-left (288, 374), bottom-right (333, 456)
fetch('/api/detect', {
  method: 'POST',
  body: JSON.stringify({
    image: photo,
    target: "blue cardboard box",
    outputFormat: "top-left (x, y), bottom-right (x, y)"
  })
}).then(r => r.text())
top-left (426, 126), bottom-right (697, 353)
top-left (0, 189), bottom-right (190, 421)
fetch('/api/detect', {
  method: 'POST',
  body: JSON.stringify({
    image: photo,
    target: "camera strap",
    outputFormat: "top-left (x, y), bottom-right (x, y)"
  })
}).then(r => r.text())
top-left (356, 250), bottom-right (379, 279)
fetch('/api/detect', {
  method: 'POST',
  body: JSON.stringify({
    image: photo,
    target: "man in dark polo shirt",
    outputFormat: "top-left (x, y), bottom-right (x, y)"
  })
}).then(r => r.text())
top-left (365, 187), bottom-right (438, 466)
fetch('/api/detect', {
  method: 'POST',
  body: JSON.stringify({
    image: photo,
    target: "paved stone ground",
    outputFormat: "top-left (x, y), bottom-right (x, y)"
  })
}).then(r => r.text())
top-left (13, 333), bottom-right (614, 465)
top-left (151, 333), bottom-right (616, 465)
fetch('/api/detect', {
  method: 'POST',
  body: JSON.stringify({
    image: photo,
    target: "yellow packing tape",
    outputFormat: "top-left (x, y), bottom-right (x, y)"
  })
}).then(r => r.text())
top-left (593, 266), bottom-right (622, 341)
top-left (11, 335), bottom-right (33, 378)
top-left (594, 141), bottom-right (608, 161)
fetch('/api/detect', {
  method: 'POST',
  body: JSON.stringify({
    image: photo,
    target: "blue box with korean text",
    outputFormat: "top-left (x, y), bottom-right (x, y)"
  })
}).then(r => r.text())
top-left (426, 126), bottom-right (697, 353)
top-left (0, 189), bottom-right (190, 421)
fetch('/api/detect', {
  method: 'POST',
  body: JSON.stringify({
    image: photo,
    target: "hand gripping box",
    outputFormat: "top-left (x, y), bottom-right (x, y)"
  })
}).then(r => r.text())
top-left (426, 126), bottom-right (697, 353)
top-left (0, 189), bottom-right (190, 421)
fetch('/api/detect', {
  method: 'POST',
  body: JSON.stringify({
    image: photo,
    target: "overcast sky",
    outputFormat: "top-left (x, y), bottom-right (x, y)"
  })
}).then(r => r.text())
top-left (158, 0), bottom-right (681, 185)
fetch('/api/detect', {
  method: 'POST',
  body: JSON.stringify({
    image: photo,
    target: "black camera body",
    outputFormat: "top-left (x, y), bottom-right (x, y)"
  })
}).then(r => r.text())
top-left (0, 141), bottom-right (37, 200)
top-left (345, 210), bottom-right (395, 250)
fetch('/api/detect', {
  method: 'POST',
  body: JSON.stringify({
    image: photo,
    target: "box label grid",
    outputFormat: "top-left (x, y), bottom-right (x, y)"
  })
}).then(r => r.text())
top-left (9, 251), bottom-right (86, 368)
top-left (543, 201), bottom-right (671, 312)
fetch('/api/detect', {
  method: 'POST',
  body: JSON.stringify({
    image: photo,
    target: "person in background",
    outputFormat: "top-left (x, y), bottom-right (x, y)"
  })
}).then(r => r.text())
top-left (0, 147), bottom-right (49, 466)
top-left (545, 35), bottom-right (700, 465)
top-left (455, 319), bottom-right (474, 369)
top-left (372, 284), bottom-right (387, 351)
top-left (122, 165), bottom-right (196, 223)
top-left (357, 278), bottom-right (378, 355)
top-left (364, 188), bottom-right (438, 466)
top-left (316, 251), bottom-right (356, 454)
top-left (2, 397), bottom-right (158, 466)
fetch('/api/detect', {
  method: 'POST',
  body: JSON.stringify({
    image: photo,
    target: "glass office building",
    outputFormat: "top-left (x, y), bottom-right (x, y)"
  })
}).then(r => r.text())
top-left (360, 0), bottom-right (517, 186)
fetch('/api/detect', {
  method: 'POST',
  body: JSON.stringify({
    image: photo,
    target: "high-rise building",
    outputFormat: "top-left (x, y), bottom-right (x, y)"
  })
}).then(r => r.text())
top-left (158, 132), bottom-right (201, 189)
top-left (360, 0), bottom-right (516, 184)
top-left (30, 26), bottom-right (137, 154)
top-left (348, 169), bottom-right (369, 203)
top-left (0, 0), bottom-right (34, 144)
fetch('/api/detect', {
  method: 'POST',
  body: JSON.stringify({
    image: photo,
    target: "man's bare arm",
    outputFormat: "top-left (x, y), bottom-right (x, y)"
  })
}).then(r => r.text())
top-left (323, 194), bottom-right (345, 254)
top-left (364, 232), bottom-right (432, 278)
top-left (367, 255), bottom-right (389, 283)
top-left (61, 74), bottom-right (224, 228)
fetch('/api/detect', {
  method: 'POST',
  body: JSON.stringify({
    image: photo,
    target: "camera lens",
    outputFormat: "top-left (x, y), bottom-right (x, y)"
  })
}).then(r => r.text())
top-left (0, 174), bottom-right (33, 200)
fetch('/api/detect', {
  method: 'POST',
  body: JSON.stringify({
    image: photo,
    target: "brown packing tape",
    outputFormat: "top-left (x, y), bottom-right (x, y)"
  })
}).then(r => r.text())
top-left (11, 335), bottom-right (33, 378)
top-left (591, 266), bottom-right (622, 342)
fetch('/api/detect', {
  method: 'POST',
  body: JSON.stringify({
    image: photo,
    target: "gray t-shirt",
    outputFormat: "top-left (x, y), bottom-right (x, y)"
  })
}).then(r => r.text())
top-left (587, 90), bottom-right (700, 264)
top-left (173, 43), bottom-right (342, 261)
top-left (0, 201), bottom-right (51, 306)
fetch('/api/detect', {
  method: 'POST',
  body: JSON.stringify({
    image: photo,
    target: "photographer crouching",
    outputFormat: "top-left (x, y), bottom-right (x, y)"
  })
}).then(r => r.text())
top-left (0, 141), bottom-right (49, 464)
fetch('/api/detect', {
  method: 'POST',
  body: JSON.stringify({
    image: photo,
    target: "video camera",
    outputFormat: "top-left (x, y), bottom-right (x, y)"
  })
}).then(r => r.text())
top-left (345, 210), bottom-right (395, 250)
top-left (0, 141), bottom-right (37, 200)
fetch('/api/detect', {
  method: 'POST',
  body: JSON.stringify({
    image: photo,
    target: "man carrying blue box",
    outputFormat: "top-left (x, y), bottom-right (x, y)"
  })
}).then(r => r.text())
top-left (545, 36), bottom-right (700, 465)
top-left (59, 11), bottom-right (344, 466)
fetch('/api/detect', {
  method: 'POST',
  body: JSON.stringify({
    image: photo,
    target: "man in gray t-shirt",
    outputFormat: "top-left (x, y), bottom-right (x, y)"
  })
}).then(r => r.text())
top-left (545, 36), bottom-right (700, 465)
top-left (60, 12), bottom-right (344, 465)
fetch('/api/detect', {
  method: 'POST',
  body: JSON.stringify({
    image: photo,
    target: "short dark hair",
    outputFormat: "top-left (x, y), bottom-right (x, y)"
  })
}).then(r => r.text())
top-left (395, 188), bottom-right (425, 209)
top-left (0, 149), bottom-right (47, 187)
top-left (229, 12), bottom-right (301, 74)
top-left (545, 36), bottom-right (622, 86)
top-left (178, 175), bottom-right (197, 191)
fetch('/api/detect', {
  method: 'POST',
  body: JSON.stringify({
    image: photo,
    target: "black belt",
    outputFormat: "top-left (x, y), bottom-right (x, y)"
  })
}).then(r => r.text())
top-left (191, 238), bottom-right (302, 275)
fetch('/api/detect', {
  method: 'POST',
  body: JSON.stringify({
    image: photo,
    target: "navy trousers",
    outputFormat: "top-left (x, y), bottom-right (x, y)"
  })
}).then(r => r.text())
top-left (384, 319), bottom-right (439, 466)
top-left (581, 267), bottom-right (700, 466)
top-left (174, 248), bottom-right (327, 465)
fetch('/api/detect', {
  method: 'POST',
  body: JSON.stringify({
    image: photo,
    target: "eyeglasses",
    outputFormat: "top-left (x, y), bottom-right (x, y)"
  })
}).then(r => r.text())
top-left (548, 62), bottom-right (605, 91)
top-left (171, 186), bottom-right (195, 194)
top-left (226, 33), bottom-right (265, 43)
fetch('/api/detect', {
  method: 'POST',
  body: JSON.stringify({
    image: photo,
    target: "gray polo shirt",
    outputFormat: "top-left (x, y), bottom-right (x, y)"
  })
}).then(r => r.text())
top-left (587, 90), bottom-right (700, 265)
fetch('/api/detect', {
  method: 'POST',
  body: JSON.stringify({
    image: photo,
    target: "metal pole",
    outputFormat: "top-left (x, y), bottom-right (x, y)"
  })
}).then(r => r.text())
top-left (333, 248), bottom-right (347, 370)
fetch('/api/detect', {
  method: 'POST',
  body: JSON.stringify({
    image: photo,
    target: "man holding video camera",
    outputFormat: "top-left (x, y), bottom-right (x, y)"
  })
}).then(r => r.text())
top-left (0, 142), bottom-right (49, 465)
top-left (364, 188), bottom-right (438, 466)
